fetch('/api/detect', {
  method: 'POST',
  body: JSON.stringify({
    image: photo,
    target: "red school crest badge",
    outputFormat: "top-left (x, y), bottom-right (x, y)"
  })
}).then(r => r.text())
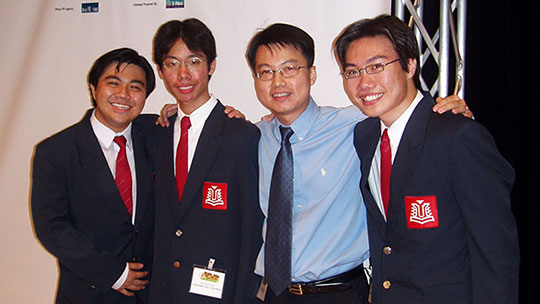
top-left (405, 195), bottom-right (439, 229)
top-left (202, 182), bottom-right (227, 210)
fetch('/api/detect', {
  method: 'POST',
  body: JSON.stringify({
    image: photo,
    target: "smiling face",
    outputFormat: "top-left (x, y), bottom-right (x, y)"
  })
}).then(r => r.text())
top-left (342, 35), bottom-right (417, 126)
top-left (158, 38), bottom-right (216, 115)
top-left (91, 62), bottom-right (147, 133)
top-left (253, 44), bottom-right (316, 126)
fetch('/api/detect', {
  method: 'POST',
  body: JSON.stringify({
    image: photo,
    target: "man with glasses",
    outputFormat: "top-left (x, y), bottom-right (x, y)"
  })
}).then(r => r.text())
top-left (245, 23), bottom-right (471, 303)
top-left (148, 19), bottom-right (262, 303)
top-left (334, 15), bottom-right (519, 303)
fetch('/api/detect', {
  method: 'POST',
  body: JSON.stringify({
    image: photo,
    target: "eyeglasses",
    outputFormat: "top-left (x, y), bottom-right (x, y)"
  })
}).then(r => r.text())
top-left (341, 58), bottom-right (400, 79)
top-left (162, 57), bottom-right (206, 72)
top-left (254, 65), bottom-right (307, 81)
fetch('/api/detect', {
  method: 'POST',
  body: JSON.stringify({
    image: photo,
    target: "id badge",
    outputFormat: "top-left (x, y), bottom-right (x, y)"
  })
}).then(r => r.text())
top-left (189, 259), bottom-right (226, 299)
top-left (256, 278), bottom-right (268, 301)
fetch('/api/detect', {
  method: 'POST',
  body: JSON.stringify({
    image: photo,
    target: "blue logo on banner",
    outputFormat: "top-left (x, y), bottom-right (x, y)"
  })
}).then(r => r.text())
top-left (82, 2), bottom-right (99, 13)
top-left (166, 0), bottom-right (184, 8)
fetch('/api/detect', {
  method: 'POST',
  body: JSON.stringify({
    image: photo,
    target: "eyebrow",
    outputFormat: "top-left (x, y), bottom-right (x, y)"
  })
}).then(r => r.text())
top-left (164, 53), bottom-right (205, 60)
top-left (344, 55), bottom-right (389, 68)
top-left (130, 79), bottom-right (146, 87)
top-left (103, 75), bottom-right (145, 87)
top-left (104, 75), bottom-right (121, 81)
top-left (256, 59), bottom-right (300, 70)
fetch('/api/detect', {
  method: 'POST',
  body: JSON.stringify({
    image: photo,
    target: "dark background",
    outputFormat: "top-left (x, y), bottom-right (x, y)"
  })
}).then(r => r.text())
top-left (395, 1), bottom-right (539, 303)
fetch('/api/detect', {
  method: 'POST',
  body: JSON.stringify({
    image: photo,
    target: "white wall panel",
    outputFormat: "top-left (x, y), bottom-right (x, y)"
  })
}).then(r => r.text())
top-left (0, 1), bottom-right (389, 302)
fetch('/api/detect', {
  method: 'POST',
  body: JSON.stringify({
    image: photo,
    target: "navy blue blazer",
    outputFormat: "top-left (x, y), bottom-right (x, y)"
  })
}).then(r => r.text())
top-left (148, 101), bottom-right (262, 304)
top-left (31, 110), bottom-right (155, 303)
top-left (354, 95), bottom-right (519, 303)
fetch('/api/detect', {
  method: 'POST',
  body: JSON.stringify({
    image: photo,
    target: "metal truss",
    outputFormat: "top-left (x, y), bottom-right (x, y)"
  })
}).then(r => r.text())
top-left (394, 0), bottom-right (467, 98)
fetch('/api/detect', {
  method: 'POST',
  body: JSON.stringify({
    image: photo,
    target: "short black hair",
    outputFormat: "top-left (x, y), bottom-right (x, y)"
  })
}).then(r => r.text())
top-left (87, 48), bottom-right (155, 106)
top-left (153, 18), bottom-right (217, 73)
top-left (333, 15), bottom-right (421, 90)
top-left (246, 23), bottom-right (315, 72)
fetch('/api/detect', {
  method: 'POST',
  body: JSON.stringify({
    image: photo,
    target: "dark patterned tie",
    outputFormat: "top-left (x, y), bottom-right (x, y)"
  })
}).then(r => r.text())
top-left (113, 136), bottom-right (133, 217)
top-left (381, 128), bottom-right (392, 215)
top-left (176, 116), bottom-right (191, 203)
top-left (265, 126), bottom-right (294, 295)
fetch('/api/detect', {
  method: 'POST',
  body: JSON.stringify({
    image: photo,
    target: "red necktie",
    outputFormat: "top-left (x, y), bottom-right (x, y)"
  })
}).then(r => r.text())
top-left (380, 129), bottom-right (392, 215)
top-left (113, 136), bottom-right (133, 217)
top-left (176, 116), bottom-right (191, 202)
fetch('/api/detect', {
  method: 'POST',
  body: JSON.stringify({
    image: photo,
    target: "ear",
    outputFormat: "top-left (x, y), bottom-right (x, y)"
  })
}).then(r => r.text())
top-left (208, 58), bottom-right (217, 76)
top-left (157, 65), bottom-right (164, 80)
top-left (309, 65), bottom-right (317, 86)
top-left (406, 58), bottom-right (417, 79)
top-left (90, 84), bottom-right (97, 100)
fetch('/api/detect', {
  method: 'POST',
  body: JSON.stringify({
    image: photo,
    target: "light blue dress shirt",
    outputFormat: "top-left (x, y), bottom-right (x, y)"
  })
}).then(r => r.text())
top-left (255, 97), bottom-right (370, 282)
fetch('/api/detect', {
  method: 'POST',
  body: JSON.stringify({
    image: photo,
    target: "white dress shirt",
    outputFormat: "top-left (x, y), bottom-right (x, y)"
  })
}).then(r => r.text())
top-left (173, 94), bottom-right (217, 174)
top-left (90, 110), bottom-right (138, 290)
top-left (368, 91), bottom-right (423, 219)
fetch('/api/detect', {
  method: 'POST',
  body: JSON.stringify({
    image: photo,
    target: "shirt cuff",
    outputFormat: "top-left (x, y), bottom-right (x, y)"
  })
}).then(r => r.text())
top-left (111, 263), bottom-right (129, 290)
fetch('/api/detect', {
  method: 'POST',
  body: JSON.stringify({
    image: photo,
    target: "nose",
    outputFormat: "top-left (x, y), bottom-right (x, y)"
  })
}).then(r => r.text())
top-left (271, 70), bottom-right (286, 87)
top-left (115, 84), bottom-right (130, 99)
top-left (357, 72), bottom-right (375, 91)
top-left (177, 62), bottom-right (191, 79)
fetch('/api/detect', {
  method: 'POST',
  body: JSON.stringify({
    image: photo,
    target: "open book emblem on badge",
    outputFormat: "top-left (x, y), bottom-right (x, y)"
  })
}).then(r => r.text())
top-left (410, 200), bottom-right (436, 224)
top-left (205, 186), bottom-right (224, 206)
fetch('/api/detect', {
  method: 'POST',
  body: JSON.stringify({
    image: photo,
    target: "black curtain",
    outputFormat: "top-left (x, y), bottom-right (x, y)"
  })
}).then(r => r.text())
top-left (395, 1), bottom-right (539, 303)
top-left (467, 2), bottom-right (539, 303)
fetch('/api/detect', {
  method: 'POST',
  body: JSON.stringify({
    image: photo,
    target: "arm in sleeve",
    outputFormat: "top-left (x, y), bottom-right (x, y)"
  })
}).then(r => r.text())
top-left (232, 126), bottom-right (264, 303)
top-left (449, 121), bottom-right (519, 303)
top-left (31, 143), bottom-right (126, 292)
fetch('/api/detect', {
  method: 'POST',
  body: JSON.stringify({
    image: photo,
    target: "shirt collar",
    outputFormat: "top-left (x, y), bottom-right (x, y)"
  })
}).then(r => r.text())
top-left (177, 94), bottom-right (217, 129)
top-left (271, 96), bottom-right (318, 143)
top-left (90, 109), bottom-right (133, 149)
top-left (380, 90), bottom-right (423, 145)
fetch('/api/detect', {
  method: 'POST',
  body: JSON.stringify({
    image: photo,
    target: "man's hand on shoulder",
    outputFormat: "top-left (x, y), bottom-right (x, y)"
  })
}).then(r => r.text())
top-left (155, 104), bottom-right (249, 127)
top-left (433, 95), bottom-right (473, 118)
top-left (155, 104), bottom-right (177, 127)
top-left (224, 105), bottom-right (247, 121)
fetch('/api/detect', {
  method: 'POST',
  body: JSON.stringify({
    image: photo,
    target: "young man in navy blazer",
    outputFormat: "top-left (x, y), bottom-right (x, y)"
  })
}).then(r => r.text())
top-left (148, 19), bottom-right (262, 303)
top-left (31, 48), bottom-right (156, 303)
top-left (334, 15), bottom-right (519, 303)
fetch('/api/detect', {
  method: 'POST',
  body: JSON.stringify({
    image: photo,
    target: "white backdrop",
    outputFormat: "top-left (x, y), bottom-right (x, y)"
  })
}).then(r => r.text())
top-left (0, 1), bottom-right (389, 302)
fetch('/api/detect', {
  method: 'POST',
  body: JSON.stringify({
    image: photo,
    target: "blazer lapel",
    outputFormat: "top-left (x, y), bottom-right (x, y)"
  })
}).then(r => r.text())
top-left (387, 96), bottom-right (434, 227)
top-left (176, 102), bottom-right (225, 220)
top-left (154, 114), bottom-right (183, 223)
top-left (76, 111), bottom-right (132, 224)
top-left (355, 118), bottom-right (388, 237)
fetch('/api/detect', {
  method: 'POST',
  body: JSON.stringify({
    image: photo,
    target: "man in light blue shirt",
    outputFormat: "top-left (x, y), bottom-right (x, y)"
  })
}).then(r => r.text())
top-left (246, 23), bottom-right (470, 303)
top-left (247, 23), bottom-right (371, 304)
top-left (257, 99), bottom-right (369, 285)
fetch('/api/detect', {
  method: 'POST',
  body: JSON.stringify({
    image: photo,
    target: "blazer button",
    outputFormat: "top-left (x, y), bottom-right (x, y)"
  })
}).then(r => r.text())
top-left (383, 280), bottom-right (391, 289)
top-left (175, 229), bottom-right (183, 237)
top-left (173, 260), bottom-right (181, 268)
top-left (383, 246), bottom-right (392, 255)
